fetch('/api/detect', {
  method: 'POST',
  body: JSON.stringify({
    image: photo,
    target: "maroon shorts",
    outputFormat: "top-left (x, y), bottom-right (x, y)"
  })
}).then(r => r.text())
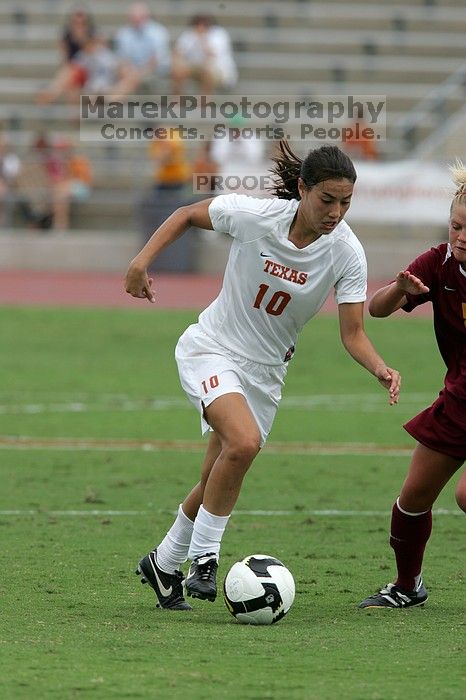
top-left (404, 390), bottom-right (466, 461)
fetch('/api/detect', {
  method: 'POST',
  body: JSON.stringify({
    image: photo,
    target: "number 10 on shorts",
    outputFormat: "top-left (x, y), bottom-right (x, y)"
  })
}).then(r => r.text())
top-left (202, 375), bottom-right (219, 393)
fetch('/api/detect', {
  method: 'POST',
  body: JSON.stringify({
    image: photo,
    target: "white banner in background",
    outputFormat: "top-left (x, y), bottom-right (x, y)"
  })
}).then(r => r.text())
top-left (211, 159), bottom-right (454, 224)
top-left (348, 160), bottom-right (453, 225)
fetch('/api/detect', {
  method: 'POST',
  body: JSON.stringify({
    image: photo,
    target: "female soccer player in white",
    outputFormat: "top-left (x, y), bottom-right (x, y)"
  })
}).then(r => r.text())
top-left (125, 142), bottom-right (401, 610)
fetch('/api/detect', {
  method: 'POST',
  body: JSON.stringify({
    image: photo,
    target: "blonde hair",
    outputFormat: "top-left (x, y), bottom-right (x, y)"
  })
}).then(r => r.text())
top-left (449, 159), bottom-right (466, 210)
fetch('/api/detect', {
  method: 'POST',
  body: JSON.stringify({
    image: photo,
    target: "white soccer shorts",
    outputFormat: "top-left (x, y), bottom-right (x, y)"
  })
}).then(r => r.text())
top-left (175, 324), bottom-right (287, 446)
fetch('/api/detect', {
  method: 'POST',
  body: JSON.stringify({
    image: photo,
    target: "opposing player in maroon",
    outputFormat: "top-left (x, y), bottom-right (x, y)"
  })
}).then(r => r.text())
top-left (359, 162), bottom-right (466, 609)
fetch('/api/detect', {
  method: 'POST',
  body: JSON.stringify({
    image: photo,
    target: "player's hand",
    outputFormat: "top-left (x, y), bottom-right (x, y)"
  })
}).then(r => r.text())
top-left (375, 365), bottom-right (401, 405)
top-left (395, 270), bottom-right (429, 296)
top-left (125, 263), bottom-right (155, 303)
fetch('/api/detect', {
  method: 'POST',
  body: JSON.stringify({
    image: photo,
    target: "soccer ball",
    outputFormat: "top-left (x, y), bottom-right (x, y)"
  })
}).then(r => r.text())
top-left (223, 554), bottom-right (295, 625)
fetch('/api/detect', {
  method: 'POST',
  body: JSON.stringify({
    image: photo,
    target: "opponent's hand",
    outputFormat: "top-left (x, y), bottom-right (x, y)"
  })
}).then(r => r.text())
top-left (395, 270), bottom-right (429, 296)
top-left (375, 365), bottom-right (401, 405)
top-left (125, 264), bottom-right (155, 303)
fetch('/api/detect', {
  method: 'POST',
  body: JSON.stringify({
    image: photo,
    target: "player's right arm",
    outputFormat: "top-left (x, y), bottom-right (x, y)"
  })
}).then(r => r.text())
top-left (125, 197), bottom-right (215, 303)
top-left (368, 270), bottom-right (430, 317)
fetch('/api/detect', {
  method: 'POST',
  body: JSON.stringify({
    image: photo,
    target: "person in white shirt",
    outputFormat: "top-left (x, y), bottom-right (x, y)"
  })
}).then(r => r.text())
top-left (114, 3), bottom-right (170, 88)
top-left (172, 14), bottom-right (237, 95)
top-left (210, 116), bottom-right (266, 190)
top-left (0, 133), bottom-right (21, 226)
top-left (125, 141), bottom-right (401, 611)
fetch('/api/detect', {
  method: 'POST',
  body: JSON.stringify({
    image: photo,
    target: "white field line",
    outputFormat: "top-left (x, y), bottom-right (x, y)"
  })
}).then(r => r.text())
top-left (0, 435), bottom-right (413, 456)
top-left (0, 508), bottom-right (461, 517)
top-left (0, 392), bottom-right (434, 416)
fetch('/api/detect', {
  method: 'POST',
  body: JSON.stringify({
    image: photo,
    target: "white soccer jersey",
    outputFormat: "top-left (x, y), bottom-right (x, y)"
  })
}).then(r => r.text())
top-left (198, 194), bottom-right (367, 365)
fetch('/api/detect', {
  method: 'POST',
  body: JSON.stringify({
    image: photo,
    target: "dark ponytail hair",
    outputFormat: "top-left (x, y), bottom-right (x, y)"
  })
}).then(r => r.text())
top-left (269, 140), bottom-right (357, 200)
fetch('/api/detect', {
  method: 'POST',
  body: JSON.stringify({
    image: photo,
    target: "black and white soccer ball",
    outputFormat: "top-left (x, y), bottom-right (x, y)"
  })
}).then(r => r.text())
top-left (223, 554), bottom-right (295, 625)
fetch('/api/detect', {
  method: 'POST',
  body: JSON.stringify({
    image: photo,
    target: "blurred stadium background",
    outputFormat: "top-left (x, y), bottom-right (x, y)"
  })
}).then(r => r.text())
top-left (0, 0), bottom-right (465, 287)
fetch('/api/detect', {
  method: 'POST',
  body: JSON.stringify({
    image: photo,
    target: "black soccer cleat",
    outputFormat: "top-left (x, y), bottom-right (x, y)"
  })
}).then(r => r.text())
top-left (185, 553), bottom-right (218, 601)
top-left (359, 580), bottom-right (428, 609)
top-left (136, 549), bottom-right (192, 611)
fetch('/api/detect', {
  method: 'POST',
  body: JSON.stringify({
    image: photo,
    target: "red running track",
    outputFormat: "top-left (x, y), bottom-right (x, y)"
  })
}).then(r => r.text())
top-left (0, 270), bottom-right (222, 310)
top-left (0, 269), bottom-right (431, 315)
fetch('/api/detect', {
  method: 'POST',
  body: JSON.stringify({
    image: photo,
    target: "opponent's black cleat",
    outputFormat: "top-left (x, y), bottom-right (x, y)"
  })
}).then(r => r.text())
top-left (359, 580), bottom-right (428, 609)
top-left (185, 553), bottom-right (218, 601)
top-left (136, 549), bottom-right (192, 611)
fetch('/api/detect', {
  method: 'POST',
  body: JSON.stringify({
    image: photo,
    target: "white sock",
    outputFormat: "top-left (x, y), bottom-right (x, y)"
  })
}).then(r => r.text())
top-left (155, 504), bottom-right (194, 573)
top-left (188, 504), bottom-right (230, 561)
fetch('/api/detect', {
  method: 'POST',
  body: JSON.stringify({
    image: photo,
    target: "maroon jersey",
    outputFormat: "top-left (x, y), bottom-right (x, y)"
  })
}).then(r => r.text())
top-left (402, 243), bottom-right (466, 403)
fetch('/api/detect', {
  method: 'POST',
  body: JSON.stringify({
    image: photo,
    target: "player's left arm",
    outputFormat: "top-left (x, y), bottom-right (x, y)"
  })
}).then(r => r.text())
top-left (338, 302), bottom-right (400, 405)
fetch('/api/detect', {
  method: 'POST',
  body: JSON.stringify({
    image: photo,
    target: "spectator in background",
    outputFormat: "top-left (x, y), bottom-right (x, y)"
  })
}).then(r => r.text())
top-left (37, 7), bottom-right (97, 107)
top-left (149, 131), bottom-right (190, 193)
top-left (37, 35), bottom-right (138, 104)
top-left (138, 131), bottom-right (192, 269)
top-left (343, 119), bottom-right (379, 161)
top-left (0, 133), bottom-right (21, 227)
top-left (17, 133), bottom-right (92, 231)
top-left (191, 141), bottom-right (219, 194)
top-left (16, 133), bottom-right (54, 230)
top-left (61, 7), bottom-right (96, 63)
top-left (47, 139), bottom-right (93, 230)
top-left (211, 117), bottom-right (265, 173)
top-left (208, 116), bottom-right (266, 195)
top-left (172, 14), bottom-right (237, 95)
top-left (114, 3), bottom-right (170, 92)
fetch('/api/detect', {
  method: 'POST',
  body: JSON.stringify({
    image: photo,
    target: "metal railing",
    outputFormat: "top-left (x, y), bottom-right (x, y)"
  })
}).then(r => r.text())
top-left (394, 61), bottom-right (466, 155)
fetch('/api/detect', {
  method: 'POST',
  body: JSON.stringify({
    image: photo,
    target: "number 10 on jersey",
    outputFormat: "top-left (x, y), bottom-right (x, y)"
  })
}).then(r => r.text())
top-left (253, 284), bottom-right (291, 316)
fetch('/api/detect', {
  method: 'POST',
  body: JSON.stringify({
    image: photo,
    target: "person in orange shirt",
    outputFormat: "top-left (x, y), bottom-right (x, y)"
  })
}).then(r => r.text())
top-left (344, 119), bottom-right (379, 161)
top-left (149, 133), bottom-right (190, 192)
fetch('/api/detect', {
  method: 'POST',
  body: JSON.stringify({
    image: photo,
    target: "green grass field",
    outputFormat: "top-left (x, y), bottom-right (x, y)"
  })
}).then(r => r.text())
top-left (0, 307), bottom-right (464, 699)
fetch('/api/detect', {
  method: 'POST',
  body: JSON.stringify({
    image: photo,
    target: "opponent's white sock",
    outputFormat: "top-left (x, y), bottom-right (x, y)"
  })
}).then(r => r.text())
top-left (155, 504), bottom-right (194, 573)
top-left (188, 504), bottom-right (230, 561)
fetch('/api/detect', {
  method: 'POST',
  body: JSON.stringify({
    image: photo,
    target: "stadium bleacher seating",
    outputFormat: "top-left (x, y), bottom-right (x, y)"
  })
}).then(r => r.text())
top-left (1, 0), bottom-right (465, 233)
